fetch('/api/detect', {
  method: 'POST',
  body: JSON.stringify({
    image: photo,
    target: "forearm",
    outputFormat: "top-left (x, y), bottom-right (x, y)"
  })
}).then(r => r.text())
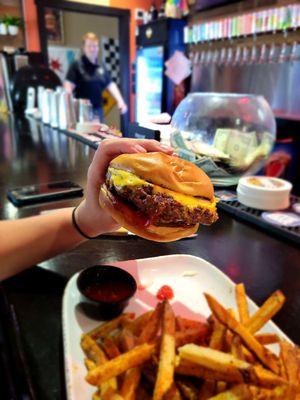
top-left (0, 208), bottom-right (85, 280)
top-left (107, 82), bottom-right (125, 105)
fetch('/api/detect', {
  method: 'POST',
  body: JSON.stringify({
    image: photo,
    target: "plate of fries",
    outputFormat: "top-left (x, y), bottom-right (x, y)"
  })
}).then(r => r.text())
top-left (62, 254), bottom-right (299, 400)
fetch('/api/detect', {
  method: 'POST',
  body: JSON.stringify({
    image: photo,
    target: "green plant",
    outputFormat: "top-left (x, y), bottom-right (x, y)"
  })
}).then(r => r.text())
top-left (3, 15), bottom-right (22, 27)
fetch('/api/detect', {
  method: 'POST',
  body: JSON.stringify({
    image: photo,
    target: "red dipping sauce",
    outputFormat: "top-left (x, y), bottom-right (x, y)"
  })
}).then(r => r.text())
top-left (156, 285), bottom-right (174, 301)
top-left (77, 265), bottom-right (137, 320)
top-left (83, 280), bottom-right (134, 303)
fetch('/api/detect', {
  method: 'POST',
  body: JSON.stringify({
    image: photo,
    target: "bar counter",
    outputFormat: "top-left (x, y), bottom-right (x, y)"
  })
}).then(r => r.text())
top-left (0, 115), bottom-right (299, 399)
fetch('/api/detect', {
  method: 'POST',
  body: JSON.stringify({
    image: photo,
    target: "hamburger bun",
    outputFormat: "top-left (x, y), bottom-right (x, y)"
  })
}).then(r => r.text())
top-left (110, 152), bottom-right (214, 200)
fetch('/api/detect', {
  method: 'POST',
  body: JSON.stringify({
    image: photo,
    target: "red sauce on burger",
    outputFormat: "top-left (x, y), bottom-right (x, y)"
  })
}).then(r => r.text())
top-left (109, 189), bottom-right (150, 228)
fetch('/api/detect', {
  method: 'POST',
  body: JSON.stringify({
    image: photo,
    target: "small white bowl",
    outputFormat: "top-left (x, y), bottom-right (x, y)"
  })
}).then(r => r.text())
top-left (237, 176), bottom-right (292, 211)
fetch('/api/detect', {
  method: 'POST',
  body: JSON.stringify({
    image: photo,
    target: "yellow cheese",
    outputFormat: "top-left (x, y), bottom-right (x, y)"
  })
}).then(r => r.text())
top-left (108, 167), bottom-right (217, 210)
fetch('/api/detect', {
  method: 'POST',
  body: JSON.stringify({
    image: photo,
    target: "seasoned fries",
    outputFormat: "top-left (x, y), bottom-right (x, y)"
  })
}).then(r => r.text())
top-left (204, 294), bottom-right (280, 374)
top-left (246, 290), bottom-right (285, 334)
top-left (178, 344), bottom-right (288, 388)
top-left (235, 283), bottom-right (250, 324)
top-left (153, 300), bottom-right (176, 400)
top-left (86, 343), bottom-right (155, 385)
top-left (81, 283), bottom-right (299, 399)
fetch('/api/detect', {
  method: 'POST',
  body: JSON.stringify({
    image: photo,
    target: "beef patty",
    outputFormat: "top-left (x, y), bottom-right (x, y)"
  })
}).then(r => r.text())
top-left (107, 181), bottom-right (218, 227)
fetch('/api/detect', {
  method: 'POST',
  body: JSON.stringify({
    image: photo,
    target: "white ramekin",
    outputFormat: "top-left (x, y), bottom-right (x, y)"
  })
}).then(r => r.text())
top-left (237, 176), bottom-right (292, 210)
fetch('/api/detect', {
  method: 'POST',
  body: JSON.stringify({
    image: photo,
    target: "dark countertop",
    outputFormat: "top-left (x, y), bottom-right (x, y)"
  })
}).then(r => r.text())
top-left (0, 115), bottom-right (300, 400)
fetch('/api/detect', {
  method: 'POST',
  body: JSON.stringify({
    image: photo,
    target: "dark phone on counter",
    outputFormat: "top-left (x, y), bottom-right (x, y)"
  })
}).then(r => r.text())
top-left (7, 181), bottom-right (83, 206)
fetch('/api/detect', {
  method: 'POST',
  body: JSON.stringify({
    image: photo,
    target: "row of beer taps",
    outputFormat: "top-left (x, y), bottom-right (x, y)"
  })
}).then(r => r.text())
top-left (189, 40), bottom-right (299, 67)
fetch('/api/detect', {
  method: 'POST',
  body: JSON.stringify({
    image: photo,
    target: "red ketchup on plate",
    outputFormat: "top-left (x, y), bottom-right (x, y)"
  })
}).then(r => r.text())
top-left (156, 285), bottom-right (174, 301)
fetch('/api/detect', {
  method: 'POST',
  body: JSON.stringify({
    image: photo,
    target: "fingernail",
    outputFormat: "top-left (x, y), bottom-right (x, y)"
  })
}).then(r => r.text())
top-left (160, 144), bottom-right (174, 152)
top-left (134, 145), bottom-right (147, 152)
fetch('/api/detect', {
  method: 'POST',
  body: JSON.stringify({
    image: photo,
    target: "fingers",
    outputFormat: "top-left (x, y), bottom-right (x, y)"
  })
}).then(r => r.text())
top-left (135, 140), bottom-right (174, 154)
top-left (90, 139), bottom-right (173, 184)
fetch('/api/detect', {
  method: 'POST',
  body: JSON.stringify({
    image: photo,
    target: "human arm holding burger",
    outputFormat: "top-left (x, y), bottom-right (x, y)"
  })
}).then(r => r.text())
top-left (0, 139), bottom-right (174, 281)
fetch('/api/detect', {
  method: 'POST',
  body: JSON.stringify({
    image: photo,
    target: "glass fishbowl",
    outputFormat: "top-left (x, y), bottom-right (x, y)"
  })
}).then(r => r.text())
top-left (171, 93), bottom-right (276, 186)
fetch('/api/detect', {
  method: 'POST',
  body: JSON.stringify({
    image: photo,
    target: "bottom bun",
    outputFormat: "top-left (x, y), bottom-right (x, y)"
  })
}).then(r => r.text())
top-left (99, 184), bottom-right (199, 242)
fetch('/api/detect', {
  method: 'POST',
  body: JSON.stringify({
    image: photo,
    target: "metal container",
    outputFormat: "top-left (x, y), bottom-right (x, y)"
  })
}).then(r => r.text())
top-left (58, 91), bottom-right (76, 130)
top-left (50, 90), bottom-right (60, 128)
top-left (42, 89), bottom-right (53, 124)
top-left (37, 86), bottom-right (44, 116)
top-left (78, 99), bottom-right (93, 123)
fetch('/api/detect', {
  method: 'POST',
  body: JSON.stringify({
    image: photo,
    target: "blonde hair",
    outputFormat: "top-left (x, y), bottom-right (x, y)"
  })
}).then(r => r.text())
top-left (82, 32), bottom-right (99, 44)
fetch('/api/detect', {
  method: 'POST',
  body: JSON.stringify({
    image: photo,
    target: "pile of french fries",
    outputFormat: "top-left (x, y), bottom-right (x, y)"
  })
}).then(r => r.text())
top-left (81, 284), bottom-right (300, 400)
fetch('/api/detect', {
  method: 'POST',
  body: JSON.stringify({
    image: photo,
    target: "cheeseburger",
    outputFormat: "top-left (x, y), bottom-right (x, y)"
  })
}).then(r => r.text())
top-left (99, 152), bottom-right (218, 242)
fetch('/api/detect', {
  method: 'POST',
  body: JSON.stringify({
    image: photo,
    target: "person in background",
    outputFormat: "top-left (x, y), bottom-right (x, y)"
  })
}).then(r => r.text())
top-left (0, 139), bottom-right (173, 281)
top-left (65, 32), bottom-right (127, 122)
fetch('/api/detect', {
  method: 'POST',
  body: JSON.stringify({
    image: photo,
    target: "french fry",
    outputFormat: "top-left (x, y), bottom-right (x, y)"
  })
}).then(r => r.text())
top-left (200, 316), bottom-right (227, 398)
top-left (85, 358), bottom-right (96, 371)
top-left (153, 300), bottom-right (176, 400)
top-left (102, 337), bottom-right (121, 359)
top-left (119, 328), bottom-right (141, 400)
top-left (120, 367), bottom-right (141, 400)
top-left (120, 303), bottom-right (162, 399)
top-left (92, 390), bottom-right (101, 400)
top-left (101, 387), bottom-right (124, 400)
top-left (280, 341), bottom-right (300, 385)
top-left (81, 334), bottom-right (118, 395)
top-left (119, 328), bottom-right (136, 353)
top-left (81, 335), bottom-right (107, 365)
top-left (207, 384), bottom-right (294, 400)
top-left (246, 291), bottom-right (285, 334)
top-left (121, 341), bottom-right (141, 400)
top-left (209, 317), bottom-right (227, 351)
top-left (231, 335), bottom-right (245, 361)
top-left (86, 343), bottom-right (155, 386)
top-left (175, 328), bottom-right (208, 348)
top-left (177, 379), bottom-right (198, 400)
top-left (164, 384), bottom-right (183, 400)
top-left (176, 316), bottom-right (208, 331)
top-left (119, 324), bottom-right (141, 400)
top-left (126, 311), bottom-right (153, 336)
top-left (176, 358), bottom-right (234, 381)
top-left (138, 302), bottom-right (162, 344)
top-left (86, 313), bottom-right (134, 340)
top-left (204, 294), bottom-right (280, 374)
top-left (178, 344), bottom-right (288, 388)
top-left (255, 333), bottom-right (280, 345)
top-left (235, 283), bottom-right (250, 324)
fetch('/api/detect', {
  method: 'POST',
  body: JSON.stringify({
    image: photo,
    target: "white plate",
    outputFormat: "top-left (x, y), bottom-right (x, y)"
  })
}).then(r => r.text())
top-left (63, 254), bottom-right (290, 400)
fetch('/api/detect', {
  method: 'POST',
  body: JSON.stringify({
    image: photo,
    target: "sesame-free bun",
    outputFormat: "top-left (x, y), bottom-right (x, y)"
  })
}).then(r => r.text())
top-left (110, 152), bottom-right (214, 200)
top-left (99, 184), bottom-right (199, 242)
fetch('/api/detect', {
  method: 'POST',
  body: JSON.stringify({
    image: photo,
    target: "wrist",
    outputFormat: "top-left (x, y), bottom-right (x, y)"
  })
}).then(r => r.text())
top-left (75, 200), bottom-right (104, 238)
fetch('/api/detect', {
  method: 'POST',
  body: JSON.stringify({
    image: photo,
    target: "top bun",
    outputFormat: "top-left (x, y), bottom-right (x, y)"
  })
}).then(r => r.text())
top-left (109, 152), bottom-right (214, 200)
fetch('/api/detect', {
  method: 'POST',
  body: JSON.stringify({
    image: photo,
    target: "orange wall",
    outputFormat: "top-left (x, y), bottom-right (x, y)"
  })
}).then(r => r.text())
top-left (22, 0), bottom-right (40, 52)
top-left (22, 0), bottom-right (162, 119)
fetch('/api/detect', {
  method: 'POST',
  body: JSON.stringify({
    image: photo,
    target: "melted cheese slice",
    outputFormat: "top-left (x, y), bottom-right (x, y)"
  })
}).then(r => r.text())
top-left (108, 167), bottom-right (217, 210)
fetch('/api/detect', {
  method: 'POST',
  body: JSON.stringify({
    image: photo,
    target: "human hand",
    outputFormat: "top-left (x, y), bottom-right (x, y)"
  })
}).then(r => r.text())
top-left (76, 139), bottom-right (174, 237)
top-left (118, 102), bottom-right (128, 114)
